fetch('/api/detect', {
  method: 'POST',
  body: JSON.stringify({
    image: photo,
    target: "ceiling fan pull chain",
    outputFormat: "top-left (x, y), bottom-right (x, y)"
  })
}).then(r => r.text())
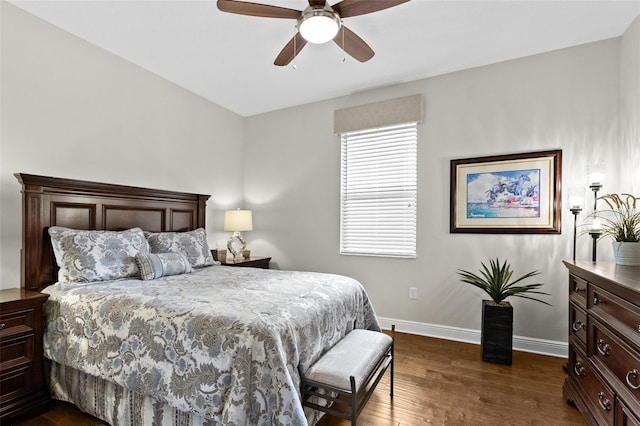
top-left (341, 23), bottom-right (346, 63)
top-left (292, 25), bottom-right (298, 69)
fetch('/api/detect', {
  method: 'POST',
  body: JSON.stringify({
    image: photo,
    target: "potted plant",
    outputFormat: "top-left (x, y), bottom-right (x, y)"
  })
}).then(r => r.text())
top-left (457, 258), bottom-right (551, 365)
top-left (591, 193), bottom-right (640, 266)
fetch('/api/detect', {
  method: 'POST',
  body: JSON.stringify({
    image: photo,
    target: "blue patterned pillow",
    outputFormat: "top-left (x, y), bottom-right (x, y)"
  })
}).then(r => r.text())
top-left (135, 252), bottom-right (192, 280)
top-left (145, 228), bottom-right (215, 268)
top-left (49, 226), bottom-right (149, 284)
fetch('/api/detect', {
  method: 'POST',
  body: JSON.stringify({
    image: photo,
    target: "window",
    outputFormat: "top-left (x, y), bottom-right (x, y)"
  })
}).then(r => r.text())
top-left (340, 122), bottom-right (417, 258)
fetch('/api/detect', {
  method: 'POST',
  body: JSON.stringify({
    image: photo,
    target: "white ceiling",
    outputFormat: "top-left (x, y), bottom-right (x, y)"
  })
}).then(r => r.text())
top-left (10, 0), bottom-right (640, 117)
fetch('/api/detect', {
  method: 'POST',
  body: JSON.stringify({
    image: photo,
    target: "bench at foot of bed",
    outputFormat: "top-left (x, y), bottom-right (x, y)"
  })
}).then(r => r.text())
top-left (299, 325), bottom-right (394, 426)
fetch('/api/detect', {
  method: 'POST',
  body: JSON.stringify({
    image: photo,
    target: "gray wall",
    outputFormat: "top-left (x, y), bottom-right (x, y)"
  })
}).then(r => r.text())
top-left (243, 19), bottom-right (640, 354)
top-left (620, 15), bottom-right (640, 178)
top-left (0, 3), bottom-right (246, 287)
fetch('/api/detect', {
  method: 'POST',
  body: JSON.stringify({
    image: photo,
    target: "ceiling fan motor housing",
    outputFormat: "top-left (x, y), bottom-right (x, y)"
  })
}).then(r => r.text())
top-left (298, 5), bottom-right (342, 44)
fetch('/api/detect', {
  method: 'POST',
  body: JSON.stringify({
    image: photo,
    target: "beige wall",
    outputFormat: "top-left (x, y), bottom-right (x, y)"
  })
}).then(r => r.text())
top-left (243, 21), bottom-right (639, 353)
top-left (0, 3), bottom-right (246, 288)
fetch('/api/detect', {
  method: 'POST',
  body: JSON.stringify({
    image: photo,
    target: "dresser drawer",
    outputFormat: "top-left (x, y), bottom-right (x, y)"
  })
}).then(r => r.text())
top-left (570, 302), bottom-right (588, 352)
top-left (590, 285), bottom-right (640, 346)
top-left (571, 349), bottom-right (616, 425)
top-left (618, 398), bottom-right (640, 426)
top-left (591, 319), bottom-right (640, 400)
top-left (570, 274), bottom-right (588, 310)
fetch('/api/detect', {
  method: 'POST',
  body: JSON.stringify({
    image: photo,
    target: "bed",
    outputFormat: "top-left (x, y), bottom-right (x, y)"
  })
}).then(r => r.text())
top-left (15, 173), bottom-right (381, 426)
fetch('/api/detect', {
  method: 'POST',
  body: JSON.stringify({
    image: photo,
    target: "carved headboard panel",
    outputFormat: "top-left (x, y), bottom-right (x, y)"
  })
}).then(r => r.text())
top-left (15, 173), bottom-right (210, 292)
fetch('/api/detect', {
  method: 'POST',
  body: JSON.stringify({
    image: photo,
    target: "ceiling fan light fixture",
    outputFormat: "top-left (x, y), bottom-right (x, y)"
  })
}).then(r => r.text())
top-left (298, 7), bottom-right (341, 44)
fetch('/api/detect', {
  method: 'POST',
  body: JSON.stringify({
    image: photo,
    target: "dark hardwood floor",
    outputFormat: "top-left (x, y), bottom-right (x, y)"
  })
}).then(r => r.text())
top-left (8, 332), bottom-right (585, 425)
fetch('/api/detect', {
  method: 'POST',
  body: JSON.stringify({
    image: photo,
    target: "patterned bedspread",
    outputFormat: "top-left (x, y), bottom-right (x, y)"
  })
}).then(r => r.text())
top-left (42, 266), bottom-right (380, 425)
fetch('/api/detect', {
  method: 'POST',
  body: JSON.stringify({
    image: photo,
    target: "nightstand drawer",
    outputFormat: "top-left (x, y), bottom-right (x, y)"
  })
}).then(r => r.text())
top-left (0, 334), bottom-right (34, 370)
top-left (0, 308), bottom-right (35, 337)
top-left (0, 364), bottom-right (34, 404)
top-left (220, 256), bottom-right (271, 269)
top-left (0, 288), bottom-right (50, 420)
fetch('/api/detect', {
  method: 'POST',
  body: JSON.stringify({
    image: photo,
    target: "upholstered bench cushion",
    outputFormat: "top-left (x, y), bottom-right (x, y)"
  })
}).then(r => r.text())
top-left (304, 330), bottom-right (392, 392)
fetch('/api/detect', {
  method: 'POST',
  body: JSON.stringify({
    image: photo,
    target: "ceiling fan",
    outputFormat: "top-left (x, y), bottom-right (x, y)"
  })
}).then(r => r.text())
top-left (217, 0), bottom-right (410, 66)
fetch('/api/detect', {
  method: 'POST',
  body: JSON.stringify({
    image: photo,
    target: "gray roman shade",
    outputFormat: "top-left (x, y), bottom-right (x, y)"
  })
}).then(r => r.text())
top-left (333, 94), bottom-right (423, 135)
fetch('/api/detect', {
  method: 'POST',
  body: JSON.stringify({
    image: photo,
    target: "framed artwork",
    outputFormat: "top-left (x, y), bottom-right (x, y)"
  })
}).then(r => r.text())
top-left (450, 150), bottom-right (562, 234)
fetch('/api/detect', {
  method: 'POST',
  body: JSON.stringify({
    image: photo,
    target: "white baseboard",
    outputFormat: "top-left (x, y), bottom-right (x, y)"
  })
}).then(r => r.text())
top-left (377, 316), bottom-right (568, 358)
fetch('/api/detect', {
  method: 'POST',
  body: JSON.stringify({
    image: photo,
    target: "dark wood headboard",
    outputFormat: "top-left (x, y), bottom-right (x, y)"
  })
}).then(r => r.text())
top-left (15, 173), bottom-right (210, 292)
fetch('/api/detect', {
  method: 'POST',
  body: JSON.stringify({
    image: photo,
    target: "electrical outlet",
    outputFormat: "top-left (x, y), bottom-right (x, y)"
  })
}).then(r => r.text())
top-left (409, 287), bottom-right (418, 300)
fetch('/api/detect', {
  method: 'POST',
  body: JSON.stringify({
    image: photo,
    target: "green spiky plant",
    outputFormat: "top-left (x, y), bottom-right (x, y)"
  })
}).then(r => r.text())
top-left (593, 193), bottom-right (640, 242)
top-left (457, 258), bottom-right (551, 306)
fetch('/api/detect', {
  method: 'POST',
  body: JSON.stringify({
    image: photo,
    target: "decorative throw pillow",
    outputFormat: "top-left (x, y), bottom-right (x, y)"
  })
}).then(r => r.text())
top-left (145, 228), bottom-right (215, 268)
top-left (135, 252), bottom-right (192, 281)
top-left (48, 226), bottom-right (149, 284)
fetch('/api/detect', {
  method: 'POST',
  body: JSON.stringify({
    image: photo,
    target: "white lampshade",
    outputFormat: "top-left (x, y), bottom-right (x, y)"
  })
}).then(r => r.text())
top-left (587, 163), bottom-right (606, 187)
top-left (567, 187), bottom-right (585, 210)
top-left (224, 209), bottom-right (253, 232)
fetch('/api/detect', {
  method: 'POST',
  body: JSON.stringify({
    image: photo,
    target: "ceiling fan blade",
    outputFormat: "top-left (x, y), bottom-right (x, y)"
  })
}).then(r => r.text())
top-left (332, 0), bottom-right (410, 18)
top-left (308, 0), bottom-right (326, 6)
top-left (217, 0), bottom-right (301, 19)
top-left (333, 26), bottom-right (374, 62)
top-left (274, 33), bottom-right (308, 66)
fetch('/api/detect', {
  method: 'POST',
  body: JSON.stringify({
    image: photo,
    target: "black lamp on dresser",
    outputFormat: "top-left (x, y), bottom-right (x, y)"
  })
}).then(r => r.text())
top-left (0, 288), bottom-right (50, 421)
top-left (563, 260), bottom-right (640, 425)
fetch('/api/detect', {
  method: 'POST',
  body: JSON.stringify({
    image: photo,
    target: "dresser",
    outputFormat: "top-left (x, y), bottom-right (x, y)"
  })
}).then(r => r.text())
top-left (564, 260), bottom-right (640, 425)
top-left (0, 288), bottom-right (50, 420)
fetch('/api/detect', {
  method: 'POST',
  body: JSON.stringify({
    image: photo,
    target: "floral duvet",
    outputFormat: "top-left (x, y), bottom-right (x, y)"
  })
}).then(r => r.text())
top-left (42, 265), bottom-right (380, 425)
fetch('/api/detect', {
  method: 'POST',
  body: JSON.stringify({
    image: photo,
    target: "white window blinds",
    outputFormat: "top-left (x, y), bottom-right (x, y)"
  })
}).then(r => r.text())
top-left (340, 122), bottom-right (417, 258)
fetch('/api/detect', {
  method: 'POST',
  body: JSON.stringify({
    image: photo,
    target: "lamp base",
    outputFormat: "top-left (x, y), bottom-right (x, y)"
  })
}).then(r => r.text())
top-left (589, 231), bottom-right (601, 262)
top-left (227, 231), bottom-right (246, 259)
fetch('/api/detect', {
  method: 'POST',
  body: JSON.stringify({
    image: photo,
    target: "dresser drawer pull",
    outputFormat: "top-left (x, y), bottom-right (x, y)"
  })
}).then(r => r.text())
top-left (573, 362), bottom-right (585, 376)
top-left (596, 339), bottom-right (611, 356)
top-left (572, 320), bottom-right (585, 332)
top-left (0, 323), bottom-right (5, 330)
top-left (573, 286), bottom-right (585, 293)
top-left (597, 392), bottom-right (612, 411)
top-left (593, 297), bottom-right (604, 305)
top-left (626, 369), bottom-right (640, 390)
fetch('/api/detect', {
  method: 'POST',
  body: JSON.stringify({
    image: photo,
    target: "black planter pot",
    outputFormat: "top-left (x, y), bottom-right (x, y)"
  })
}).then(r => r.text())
top-left (481, 300), bottom-right (513, 365)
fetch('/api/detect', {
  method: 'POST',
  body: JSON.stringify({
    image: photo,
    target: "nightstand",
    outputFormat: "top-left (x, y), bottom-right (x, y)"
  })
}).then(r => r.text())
top-left (220, 256), bottom-right (271, 269)
top-left (0, 288), bottom-right (50, 421)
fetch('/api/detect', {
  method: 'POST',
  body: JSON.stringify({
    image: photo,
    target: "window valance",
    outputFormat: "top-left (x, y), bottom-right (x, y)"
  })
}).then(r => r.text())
top-left (333, 94), bottom-right (423, 135)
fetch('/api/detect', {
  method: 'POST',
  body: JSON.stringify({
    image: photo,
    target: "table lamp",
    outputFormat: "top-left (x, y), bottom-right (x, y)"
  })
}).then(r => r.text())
top-left (224, 209), bottom-right (253, 259)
